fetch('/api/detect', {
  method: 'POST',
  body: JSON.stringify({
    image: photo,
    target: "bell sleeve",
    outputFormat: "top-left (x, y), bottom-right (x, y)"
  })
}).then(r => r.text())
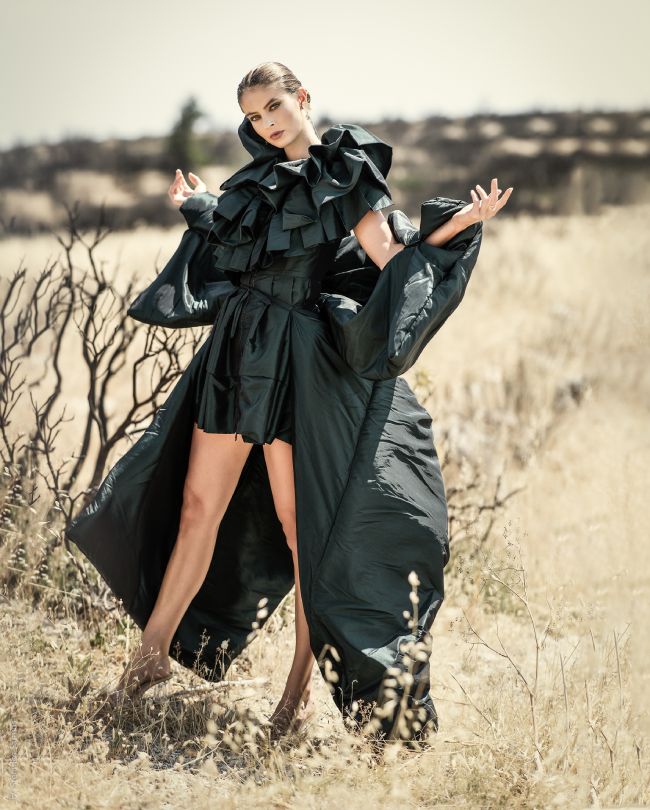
top-left (319, 197), bottom-right (483, 379)
top-left (178, 191), bottom-right (222, 238)
top-left (126, 191), bottom-right (236, 329)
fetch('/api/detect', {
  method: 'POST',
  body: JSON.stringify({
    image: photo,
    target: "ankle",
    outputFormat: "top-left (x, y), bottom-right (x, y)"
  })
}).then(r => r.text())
top-left (140, 634), bottom-right (169, 656)
top-left (281, 677), bottom-right (312, 702)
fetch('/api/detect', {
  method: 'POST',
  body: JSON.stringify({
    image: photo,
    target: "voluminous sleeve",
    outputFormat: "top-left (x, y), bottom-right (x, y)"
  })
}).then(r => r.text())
top-left (178, 191), bottom-right (221, 237)
top-left (127, 192), bottom-right (236, 328)
top-left (319, 197), bottom-right (483, 379)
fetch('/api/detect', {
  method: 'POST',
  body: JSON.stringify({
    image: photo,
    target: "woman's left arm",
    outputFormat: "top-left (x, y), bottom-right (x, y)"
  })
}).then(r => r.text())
top-left (354, 177), bottom-right (514, 270)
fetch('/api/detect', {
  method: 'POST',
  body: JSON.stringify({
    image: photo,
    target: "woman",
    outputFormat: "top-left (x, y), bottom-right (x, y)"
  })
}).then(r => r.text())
top-left (66, 61), bottom-right (512, 740)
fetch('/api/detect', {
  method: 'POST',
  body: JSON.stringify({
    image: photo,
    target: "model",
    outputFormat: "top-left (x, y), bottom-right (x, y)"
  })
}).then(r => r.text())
top-left (65, 60), bottom-right (512, 740)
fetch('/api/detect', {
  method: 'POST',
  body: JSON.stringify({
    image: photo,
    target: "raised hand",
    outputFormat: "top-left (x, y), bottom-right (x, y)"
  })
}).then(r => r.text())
top-left (167, 169), bottom-right (208, 208)
top-left (456, 177), bottom-right (513, 226)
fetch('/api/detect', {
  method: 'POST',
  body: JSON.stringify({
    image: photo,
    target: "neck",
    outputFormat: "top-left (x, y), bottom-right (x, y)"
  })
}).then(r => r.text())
top-left (282, 125), bottom-right (321, 161)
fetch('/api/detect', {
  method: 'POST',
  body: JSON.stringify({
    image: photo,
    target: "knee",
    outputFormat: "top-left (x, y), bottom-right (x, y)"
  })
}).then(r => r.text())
top-left (179, 484), bottom-right (220, 533)
top-left (276, 507), bottom-right (297, 553)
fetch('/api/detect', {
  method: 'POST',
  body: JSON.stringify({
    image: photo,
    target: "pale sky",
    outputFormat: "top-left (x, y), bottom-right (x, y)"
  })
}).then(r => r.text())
top-left (2, 0), bottom-right (648, 148)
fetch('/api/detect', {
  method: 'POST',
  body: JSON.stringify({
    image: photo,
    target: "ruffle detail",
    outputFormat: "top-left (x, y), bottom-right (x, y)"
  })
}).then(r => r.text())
top-left (205, 118), bottom-right (394, 273)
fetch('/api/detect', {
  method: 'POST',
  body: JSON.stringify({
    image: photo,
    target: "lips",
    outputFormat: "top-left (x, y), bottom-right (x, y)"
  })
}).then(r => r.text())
top-left (270, 130), bottom-right (284, 140)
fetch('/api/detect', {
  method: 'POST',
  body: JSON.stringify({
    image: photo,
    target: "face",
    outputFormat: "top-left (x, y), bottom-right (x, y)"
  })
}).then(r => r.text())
top-left (239, 85), bottom-right (308, 149)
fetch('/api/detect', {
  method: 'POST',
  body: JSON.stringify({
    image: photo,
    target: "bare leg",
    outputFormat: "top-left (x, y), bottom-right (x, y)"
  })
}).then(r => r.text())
top-left (262, 437), bottom-right (316, 733)
top-left (111, 425), bottom-right (253, 698)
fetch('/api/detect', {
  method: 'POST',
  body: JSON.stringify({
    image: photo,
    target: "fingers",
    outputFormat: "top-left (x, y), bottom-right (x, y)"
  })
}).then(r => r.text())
top-left (169, 168), bottom-right (184, 194)
top-left (499, 190), bottom-right (513, 208)
top-left (187, 171), bottom-right (208, 194)
top-left (472, 179), bottom-right (515, 216)
top-left (475, 180), bottom-right (498, 208)
top-left (168, 168), bottom-right (192, 205)
top-left (475, 183), bottom-right (489, 201)
top-left (475, 179), bottom-right (497, 199)
top-left (189, 171), bottom-right (203, 190)
top-left (494, 186), bottom-right (514, 210)
top-left (467, 178), bottom-right (515, 223)
top-left (490, 177), bottom-right (499, 207)
top-left (178, 169), bottom-right (191, 193)
top-left (168, 167), bottom-right (209, 206)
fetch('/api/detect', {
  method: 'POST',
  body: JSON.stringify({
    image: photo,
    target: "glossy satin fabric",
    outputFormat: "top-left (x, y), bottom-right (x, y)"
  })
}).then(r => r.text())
top-left (66, 119), bottom-right (484, 740)
top-left (193, 250), bottom-right (327, 445)
top-left (205, 118), bottom-right (393, 273)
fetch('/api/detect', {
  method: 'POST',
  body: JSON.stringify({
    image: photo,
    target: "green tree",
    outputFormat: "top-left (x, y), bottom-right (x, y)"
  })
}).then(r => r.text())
top-left (166, 96), bottom-right (208, 172)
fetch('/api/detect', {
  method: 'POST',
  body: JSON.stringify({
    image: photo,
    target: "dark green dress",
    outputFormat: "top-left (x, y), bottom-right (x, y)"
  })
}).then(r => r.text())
top-left (187, 119), bottom-right (395, 445)
top-left (65, 116), bottom-right (483, 741)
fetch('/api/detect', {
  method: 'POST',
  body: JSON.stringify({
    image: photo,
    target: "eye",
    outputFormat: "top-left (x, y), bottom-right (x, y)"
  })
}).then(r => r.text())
top-left (248, 102), bottom-right (280, 122)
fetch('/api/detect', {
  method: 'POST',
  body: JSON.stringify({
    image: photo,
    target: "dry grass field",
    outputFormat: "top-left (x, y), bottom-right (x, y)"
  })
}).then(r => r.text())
top-left (0, 201), bottom-right (648, 808)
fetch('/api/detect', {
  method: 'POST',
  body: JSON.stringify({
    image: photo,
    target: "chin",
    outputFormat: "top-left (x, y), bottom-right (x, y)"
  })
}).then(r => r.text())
top-left (266, 132), bottom-right (288, 147)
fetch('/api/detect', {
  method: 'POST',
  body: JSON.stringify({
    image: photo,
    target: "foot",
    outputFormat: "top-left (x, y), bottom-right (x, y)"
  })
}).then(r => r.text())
top-left (101, 641), bottom-right (172, 705)
top-left (269, 684), bottom-right (315, 739)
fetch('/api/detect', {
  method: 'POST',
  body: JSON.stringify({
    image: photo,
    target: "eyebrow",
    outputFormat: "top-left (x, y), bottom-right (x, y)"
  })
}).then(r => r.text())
top-left (244, 97), bottom-right (280, 118)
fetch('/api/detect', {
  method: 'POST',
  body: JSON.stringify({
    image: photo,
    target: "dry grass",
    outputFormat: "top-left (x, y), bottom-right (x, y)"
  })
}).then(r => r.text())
top-left (0, 203), bottom-right (648, 807)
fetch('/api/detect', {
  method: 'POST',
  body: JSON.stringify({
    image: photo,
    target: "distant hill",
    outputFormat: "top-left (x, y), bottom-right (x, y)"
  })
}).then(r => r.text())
top-left (2, 110), bottom-right (649, 235)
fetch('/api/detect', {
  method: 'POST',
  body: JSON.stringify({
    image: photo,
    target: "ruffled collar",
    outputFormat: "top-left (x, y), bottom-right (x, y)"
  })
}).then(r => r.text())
top-left (238, 115), bottom-right (283, 160)
top-left (226, 115), bottom-right (393, 189)
top-left (205, 117), bottom-right (394, 272)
